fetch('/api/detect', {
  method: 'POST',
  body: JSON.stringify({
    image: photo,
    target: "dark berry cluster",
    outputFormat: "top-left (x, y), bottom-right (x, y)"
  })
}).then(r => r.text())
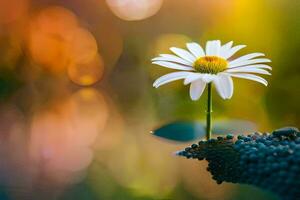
top-left (177, 127), bottom-right (300, 200)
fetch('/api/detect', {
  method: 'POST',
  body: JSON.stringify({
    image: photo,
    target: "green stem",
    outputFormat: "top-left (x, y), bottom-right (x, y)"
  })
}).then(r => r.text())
top-left (206, 83), bottom-right (212, 140)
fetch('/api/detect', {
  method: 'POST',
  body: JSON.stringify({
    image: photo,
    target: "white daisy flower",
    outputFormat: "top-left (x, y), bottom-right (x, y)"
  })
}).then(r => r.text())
top-left (152, 40), bottom-right (272, 101)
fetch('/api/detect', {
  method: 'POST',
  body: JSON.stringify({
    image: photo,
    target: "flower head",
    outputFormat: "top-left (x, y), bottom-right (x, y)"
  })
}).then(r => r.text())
top-left (152, 40), bottom-right (272, 100)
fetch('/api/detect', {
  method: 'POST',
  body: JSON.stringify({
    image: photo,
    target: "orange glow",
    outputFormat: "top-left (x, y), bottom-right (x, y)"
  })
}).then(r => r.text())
top-left (0, 0), bottom-right (28, 24)
top-left (68, 54), bottom-right (104, 86)
top-left (29, 90), bottom-right (109, 182)
top-left (106, 0), bottom-right (163, 21)
top-left (28, 30), bottom-right (70, 73)
top-left (27, 6), bottom-right (101, 76)
top-left (0, 0), bottom-right (292, 198)
top-left (70, 88), bottom-right (110, 146)
top-left (34, 6), bottom-right (78, 37)
top-left (27, 6), bottom-right (78, 74)
top-left (67, 27), bottom-right (98, 64)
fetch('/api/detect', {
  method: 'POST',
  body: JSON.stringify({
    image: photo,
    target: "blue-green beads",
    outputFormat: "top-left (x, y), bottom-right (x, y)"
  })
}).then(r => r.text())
top-left (177, 127), bottom-right (300, 200)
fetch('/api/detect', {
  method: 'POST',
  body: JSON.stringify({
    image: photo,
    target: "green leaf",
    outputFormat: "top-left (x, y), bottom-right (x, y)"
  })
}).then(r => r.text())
top-left (152, 121), bottom-right (205, 142)
top-left (152, 119), bottom-right (257, 142)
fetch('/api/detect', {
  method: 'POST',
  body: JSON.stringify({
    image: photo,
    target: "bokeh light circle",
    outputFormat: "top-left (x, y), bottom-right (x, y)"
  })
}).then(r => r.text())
top-left (27, 6), bottom-right (79, 74)
top-left (67, 54), bottom-right (104, 86)
top-left (35, 6), bottom-right (78, 36)
top-left (28, 30), bottom-right (70, 73)
top-left (27, 5), bottom-right (102, 81)
top-left (67, 27), bottom-right (98, 64)
top-left (106, 0), bottom-right (163, 21)
top-left (29, 90), bottom-right (110, 183)
top-left (70, 88), bottom-right (110, 146)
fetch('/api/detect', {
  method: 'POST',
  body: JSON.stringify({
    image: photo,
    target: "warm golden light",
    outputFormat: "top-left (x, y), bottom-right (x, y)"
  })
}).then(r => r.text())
top-left (34, 6), bottom-right (78, 36)
top-left (70, 88), bottom-right (110, 146)
top-left (67, 28), bottom-right (98, 65)
top-left (0, 0), bottom-right (28, 24)
top-left (149, 34), bottom-right (192, 80)
top-left (27, 6), bottom-right (78, 74)
top-left (152, 34), bottom-right (192, 55)
top-left (106, 0), bottom-right (163, 21)
top-left (0, 0), bottom-right (297, 199)
top-left (28, 30), bottom-right (70, 73)
top-left (68, 54), bottom-right (104, 86)
top-left (27, 6), bottom-right (101, 77)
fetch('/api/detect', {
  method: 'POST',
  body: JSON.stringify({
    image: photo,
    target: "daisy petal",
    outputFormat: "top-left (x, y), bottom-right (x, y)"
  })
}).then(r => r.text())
top-left (205, 40), bottom-right (221, 56)
top-left (228, 64), bottom-right (272, 70)
top-left (229, 53), bottom-right (265, 66)
top-left (184, 73), bottom-right (202, 85)
top-left (189, 79), bottom-right (206, 101)
top-left (214, 79), bottom-right (225, 99)
top-left (225, 68), bottom-right (271, 75)
top-left (153, 72), bottom-right (192, 88)
top-left (170, 47), bottom-right (196, 63)
top-left (229, 58), bottom-right (271, 68)
top-left (152, 61), bottom-right (194, 71)
top-left (222, 73), bottom-right (268, 86)
top-left (201, 74), bottom-right (217, 83)
top-left (186, 42), bottom-right (205, 57)
top-left (220, 41), bottom-right (233, 54)
top-left (222, 45), bottom-right (246, 59)
top-left (219, 41), bottom-right (233, 58)
top-left (213, 74), bottom-right (233, 99)
top-left (152, 54), bottom-right (192, 66)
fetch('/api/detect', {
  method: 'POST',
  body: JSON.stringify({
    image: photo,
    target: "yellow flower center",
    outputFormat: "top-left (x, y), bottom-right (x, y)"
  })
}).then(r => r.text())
top-left (193, 56), bottom-right (228, 74)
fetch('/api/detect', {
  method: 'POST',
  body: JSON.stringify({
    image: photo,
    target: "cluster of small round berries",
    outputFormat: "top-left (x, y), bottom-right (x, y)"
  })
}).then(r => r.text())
top-left (177, 127), bottom-right (300, 200)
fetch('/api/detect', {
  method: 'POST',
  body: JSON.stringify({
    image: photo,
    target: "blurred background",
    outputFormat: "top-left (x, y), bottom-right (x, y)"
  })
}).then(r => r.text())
top-left (0, 0), bottom-right (299, 199)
